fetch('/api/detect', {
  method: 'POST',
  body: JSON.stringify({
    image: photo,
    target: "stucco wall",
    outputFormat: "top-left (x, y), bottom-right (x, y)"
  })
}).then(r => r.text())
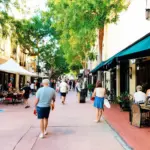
top-left (103, 0), bottom-right (150, 60)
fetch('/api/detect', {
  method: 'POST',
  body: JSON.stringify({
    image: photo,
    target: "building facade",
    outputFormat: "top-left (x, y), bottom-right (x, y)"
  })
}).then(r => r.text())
top-left (0, 36), bottom-right (36, 90)
top-left (90, 0), bottom-right (150, 98)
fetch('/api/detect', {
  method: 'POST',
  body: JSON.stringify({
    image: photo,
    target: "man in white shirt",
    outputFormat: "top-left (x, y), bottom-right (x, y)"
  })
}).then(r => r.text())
top-left (134, 85), bottom-right (146, 104)
top-left (30, 83), bottom-right (35, 95)
top-left (59, 79), bottom-right (69, 104)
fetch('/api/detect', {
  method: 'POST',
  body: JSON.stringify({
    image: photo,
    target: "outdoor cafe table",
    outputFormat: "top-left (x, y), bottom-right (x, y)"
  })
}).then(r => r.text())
top-left (140, 104), bottom-right (150, 111)
top-left (3, 92), bottom-right (23, 104)
top-left (13, 93), bottom-right (23, 104)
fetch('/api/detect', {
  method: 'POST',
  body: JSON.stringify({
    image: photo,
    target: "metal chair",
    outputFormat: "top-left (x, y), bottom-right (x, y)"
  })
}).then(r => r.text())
top-left (3, 93), bottom-right (14, 104)
top-left (0, 92), bottom-right (4, 103)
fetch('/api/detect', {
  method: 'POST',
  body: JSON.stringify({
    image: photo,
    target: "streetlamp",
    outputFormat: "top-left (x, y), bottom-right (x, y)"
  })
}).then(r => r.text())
top-left (146, 0), bottom-right (150, 20)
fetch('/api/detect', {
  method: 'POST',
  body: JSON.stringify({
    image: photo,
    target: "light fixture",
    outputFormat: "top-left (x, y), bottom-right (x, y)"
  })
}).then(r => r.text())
top-left (146, 0), bottom-right (150, 20)
top-left (137, 65), bottom-right (140, 70)
top-left (131, 59), bottom-right (136, 64)
top-left (116, 65), bottom-right (120, 70)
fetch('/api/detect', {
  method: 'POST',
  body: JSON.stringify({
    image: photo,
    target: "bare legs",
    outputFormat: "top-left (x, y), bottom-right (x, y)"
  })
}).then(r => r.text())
top-left (44, 118), bottom-right (48, 133)
top-left (24, 99), bottom-right (30, 108)
top-left (40, 119), bottom-right (44, 135)
top-left (96, 108), bottom-right (103, 122)
top-left (40, 118), bottom-right (48, 138)
top-left (61, 96), bottom-right (66, 104)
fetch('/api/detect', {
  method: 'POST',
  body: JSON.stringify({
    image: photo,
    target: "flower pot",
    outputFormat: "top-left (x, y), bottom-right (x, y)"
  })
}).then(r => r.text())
top-left (119, 101), bottom-right (130, 111)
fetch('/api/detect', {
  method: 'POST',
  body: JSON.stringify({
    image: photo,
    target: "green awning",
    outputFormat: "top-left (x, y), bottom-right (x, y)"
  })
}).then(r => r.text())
top-left (91, 61), bottom-right (106, 74)
top-left (102, 50), bottom-right (124, 70)
top-left (118, 33), bottom-right (150, 60)
top-left (91, 33), bottom-right (150, 74)
top-left (91, 52), bottom-right (121, 73)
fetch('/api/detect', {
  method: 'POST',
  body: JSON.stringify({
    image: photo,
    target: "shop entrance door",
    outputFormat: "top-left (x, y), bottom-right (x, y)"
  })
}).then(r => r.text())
top-left (120, 61), bottom-right (129, 93)
top-left (110, 68), bottom-right (116, 100)
top-left (136, 60), bottom-right (150, 92)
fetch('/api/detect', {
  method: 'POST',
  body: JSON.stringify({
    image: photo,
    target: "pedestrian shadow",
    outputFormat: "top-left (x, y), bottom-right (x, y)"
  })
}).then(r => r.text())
top-left (46, 128), bottom-right (75, 138)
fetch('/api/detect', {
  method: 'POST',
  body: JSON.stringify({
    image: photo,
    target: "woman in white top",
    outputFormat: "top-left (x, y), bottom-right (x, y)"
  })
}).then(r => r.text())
top-left (92, 81), bottom-right (106, 123)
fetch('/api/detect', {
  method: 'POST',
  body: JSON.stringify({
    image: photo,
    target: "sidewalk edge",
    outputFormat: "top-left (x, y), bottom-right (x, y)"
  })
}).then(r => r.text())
top-left (104, 119), bottom-right (134, 150)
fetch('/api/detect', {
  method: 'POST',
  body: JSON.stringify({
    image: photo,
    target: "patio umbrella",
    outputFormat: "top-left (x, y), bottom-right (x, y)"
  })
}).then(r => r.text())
top-left (0, 58), bottom-right (35, 76)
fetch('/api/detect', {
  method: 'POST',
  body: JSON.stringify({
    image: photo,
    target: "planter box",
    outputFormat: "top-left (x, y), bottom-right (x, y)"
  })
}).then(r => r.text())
top-left (119, 101), bottom-right (130, 111)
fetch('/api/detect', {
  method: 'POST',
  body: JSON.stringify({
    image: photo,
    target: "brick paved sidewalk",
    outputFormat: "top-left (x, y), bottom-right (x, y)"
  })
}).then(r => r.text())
top-left (104, 104), bottom-right (150, 150)
top-left (0, 92), bottom-right (128, 150)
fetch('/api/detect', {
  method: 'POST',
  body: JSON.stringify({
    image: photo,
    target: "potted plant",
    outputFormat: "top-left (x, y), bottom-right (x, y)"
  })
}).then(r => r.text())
top-left (117, 92), bottom-right (133, 111)
top-left (87, 84), bottom-right (95, 98)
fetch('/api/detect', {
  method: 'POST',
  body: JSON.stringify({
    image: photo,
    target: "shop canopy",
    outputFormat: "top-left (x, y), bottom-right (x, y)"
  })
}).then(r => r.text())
top-left (91, 52), bottom-right (122, 73)
top-left (117, 33), bottom-right (150, 60)
top-left (91, 33), bottom-right (150, 73)
top-left (91, 61), bottom-right (106, 74)
top-left (0, 58), bottom-right (36, 76)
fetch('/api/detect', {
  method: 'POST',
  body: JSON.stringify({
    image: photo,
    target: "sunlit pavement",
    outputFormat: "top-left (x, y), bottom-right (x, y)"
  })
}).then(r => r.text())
top-left (0, 91), bottom-right (128, 150)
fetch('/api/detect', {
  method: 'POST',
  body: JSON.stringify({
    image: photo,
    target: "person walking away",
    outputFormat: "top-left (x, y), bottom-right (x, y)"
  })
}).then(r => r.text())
top-left (73, 80), bottom-right (76, 91)
top-left (30, 82), bottom-right (35, 95)
top-left (49, 79), bottom-right (53, 88)
top-left (34, 79), bottom-right (55, 139)
top-left (92, 81), bottom-right (106, 123)
top-left (60, 79), bottom-right (68, 104)
top-left (22, 84), bottom-right (31, 108)
top-left (69, 80), bottom-right (72, 90)
top-left (36, 80), bottom-right (40, 90)
top-left (53, 80), bottom-right (56, 90)
top-left (75, 80), bottom-right (80, 95)
top-left (56, 80), bottom-right (60, 92)
top-left (76, 80), bottom-right (81, 102)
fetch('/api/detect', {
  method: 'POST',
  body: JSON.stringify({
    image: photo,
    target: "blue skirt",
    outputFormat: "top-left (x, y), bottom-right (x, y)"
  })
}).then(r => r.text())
top-left (94, 96), bottom-right (104, 109)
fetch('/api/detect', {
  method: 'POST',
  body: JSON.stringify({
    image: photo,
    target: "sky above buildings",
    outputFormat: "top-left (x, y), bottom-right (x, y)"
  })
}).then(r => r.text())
top-left (13, 0), bottom-right (46, 19)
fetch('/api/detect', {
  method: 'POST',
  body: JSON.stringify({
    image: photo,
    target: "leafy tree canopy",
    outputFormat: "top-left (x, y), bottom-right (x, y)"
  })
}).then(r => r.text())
top-left (47, 0), bottom-right (128, 70)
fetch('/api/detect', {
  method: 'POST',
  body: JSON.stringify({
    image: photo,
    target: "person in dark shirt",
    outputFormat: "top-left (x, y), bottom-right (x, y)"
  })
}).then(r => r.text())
top-left (22, 84), bottom-right (31, 108)
top-left (50, 79), bottom-right (55, 89)
top-left (36, 81), bottom-right (40, 90)
top-left (69, 80), bottom-right (72, 90)
top-left (73, 80), bottom-right (76, 91)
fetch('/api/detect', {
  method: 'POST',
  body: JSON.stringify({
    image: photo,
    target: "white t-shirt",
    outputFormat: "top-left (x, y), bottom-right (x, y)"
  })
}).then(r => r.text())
top-left (134, 91), bottom-right (146, 103)
top-left (60, 82), bottom-right (68, 93)
top-left (30, 83), bottom-right (35, 89)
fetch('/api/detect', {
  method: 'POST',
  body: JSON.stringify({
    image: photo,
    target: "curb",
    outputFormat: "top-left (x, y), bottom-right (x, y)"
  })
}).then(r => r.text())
top-left (105, 119), bottom-right (133, 150)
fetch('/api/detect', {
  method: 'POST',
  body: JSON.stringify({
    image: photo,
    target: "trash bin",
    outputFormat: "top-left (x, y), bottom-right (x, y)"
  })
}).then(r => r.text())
top-left (79, 89), bottom-right (87, 103)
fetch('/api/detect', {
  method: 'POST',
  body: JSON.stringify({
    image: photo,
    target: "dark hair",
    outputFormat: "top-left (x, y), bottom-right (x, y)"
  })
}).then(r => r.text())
top-left (96, 80), bottom-right (102, 88)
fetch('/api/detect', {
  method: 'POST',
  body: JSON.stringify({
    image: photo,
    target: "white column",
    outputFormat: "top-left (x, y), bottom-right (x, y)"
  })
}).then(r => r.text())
top-left (16, 74), bottom-right (19, 90)
top-left (97, 71), bottom-right (101, 80)
top-left (92, 75), bottom-right (94, 84)
top-left (116, 65), bottom-right (120, 97)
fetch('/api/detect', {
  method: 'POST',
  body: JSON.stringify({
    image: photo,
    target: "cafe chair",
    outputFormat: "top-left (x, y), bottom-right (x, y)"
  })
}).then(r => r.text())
top-left (0, 92), bottom-right (4, 103)
top-left (16, 94), bottom-right (24, 104)
top-left (131, 103), bottom-right (150, 127)
top-left (3, 93), bottom-right (14, 104)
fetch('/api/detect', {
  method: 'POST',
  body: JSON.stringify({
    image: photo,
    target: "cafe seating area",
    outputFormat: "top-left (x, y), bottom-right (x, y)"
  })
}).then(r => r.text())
top-left (0, 90), bottom-right (24, 105)
top-left (131, 103), bottom-right (150, 127)
top-left (104, 104), bottom-right (150, 150)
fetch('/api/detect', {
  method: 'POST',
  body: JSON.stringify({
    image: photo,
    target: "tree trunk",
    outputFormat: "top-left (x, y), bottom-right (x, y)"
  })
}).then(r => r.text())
top-left (98, 28), bottom-right (104, 62)
top-left (98, 28), bottom-right (104, 81)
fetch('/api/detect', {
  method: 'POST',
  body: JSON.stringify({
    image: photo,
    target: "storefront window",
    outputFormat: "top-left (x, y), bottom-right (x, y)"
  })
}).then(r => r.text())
top-left (136, 60), bottom-right (150, 92)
